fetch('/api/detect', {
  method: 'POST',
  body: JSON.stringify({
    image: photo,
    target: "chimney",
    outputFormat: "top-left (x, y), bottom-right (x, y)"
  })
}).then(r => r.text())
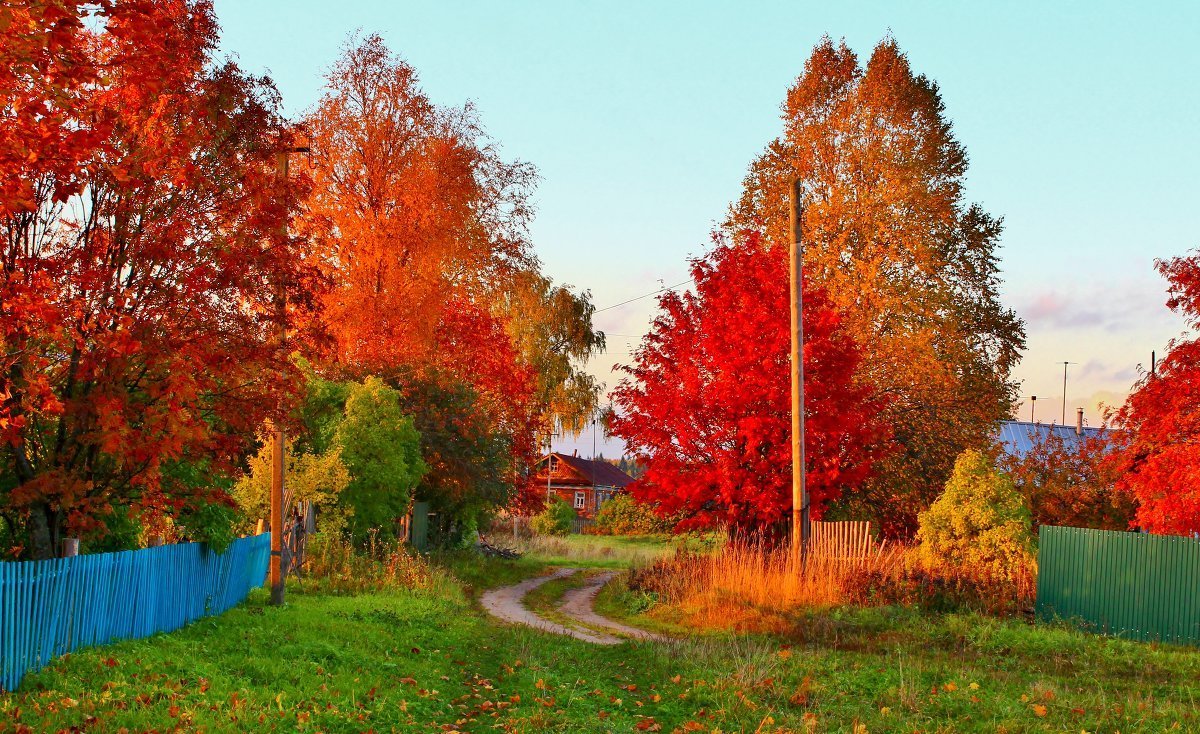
top-left (1076, 408), bottom-right (1084, 436)
top-left (573, 449), bottom-right (578, 457)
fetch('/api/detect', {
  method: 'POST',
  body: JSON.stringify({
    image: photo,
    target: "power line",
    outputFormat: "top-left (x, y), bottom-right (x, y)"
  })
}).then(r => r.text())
top-left (594, 279), bottom-right (691, 313)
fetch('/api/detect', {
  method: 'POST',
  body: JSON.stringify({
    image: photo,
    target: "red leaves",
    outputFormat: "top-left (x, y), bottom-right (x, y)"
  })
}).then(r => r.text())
top-left (1001, 428), bottom-right (1134, 531)
top-left (612, 233), bottom-right (893, 533)
top-left (1110, 249), bottom-right (1200, 535)
top-left (1, 1), bottom-right (320, 556)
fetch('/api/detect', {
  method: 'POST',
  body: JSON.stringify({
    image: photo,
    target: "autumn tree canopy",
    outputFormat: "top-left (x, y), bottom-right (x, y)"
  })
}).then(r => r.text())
top-left (611, 234), bottom-right (892, 534)
top-left (0, 1), bottom-right (319, 558)
top-left (1110, 250), bottom-right (1200, 536)
top-left (301, 34), bottom-right (605, 532)
top-left (999, 429), bottom-right (1134, 532)
top-left (304, 33), bottom-right (539, 372)
top-left (726, 37), bottom-right (1025, 534)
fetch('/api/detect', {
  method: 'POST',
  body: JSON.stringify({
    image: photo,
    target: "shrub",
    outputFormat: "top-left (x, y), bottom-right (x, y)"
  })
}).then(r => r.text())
top-left (592, 493), bottom-right (675, 535)
top-left (917, 449), bottom-right (1036, 580)
top-left (336, 377), bottom-right (427, 541)
top-left (304, 532), bottom-right (437, 594)
top-left (840, 560), bottom-right (1035, 616)
top-left (530, 497), bottom-right (575, 536)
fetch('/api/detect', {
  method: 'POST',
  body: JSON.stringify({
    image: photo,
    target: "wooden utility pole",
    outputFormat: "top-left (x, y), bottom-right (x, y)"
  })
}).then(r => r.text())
top-left (789, 179), bottom-right (809, 561)
top-left (269, 142), bottom-right (308, 606)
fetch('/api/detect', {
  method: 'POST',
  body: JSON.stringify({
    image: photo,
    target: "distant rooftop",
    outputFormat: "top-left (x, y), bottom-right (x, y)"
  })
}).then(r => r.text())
top-left (996, 420), bottom-right (1108, 459)
top-left (542, 452), bottom-right (635, 489)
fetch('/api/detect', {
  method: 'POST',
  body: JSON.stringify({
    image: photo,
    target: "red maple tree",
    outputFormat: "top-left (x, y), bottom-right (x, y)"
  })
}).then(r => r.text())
top-left (611, 234), bottom-right (893, 533)
top-left (999, 429), bottom-right (1134, 532)
top-left (1110, 250), bottom-right (1200, 535)
top-left (1, 1), bottom-right (319, 557)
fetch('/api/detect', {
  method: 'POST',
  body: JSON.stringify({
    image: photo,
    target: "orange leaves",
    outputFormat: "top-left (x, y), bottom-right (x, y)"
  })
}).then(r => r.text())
top-left (788, 676), bottom-right (814, 708)
top-left (0, 0), bottom-right (320, 557)
top-left (728, 36), bottom-right (1025, 536)
top-left (304, 33), bottom-right (535, 378)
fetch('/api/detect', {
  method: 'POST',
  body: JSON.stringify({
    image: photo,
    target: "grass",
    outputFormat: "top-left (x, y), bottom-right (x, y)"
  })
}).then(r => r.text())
top-left (496, 532), bottom-right (718, 569)
top-left (2, 534), bottom-right (1199, 732)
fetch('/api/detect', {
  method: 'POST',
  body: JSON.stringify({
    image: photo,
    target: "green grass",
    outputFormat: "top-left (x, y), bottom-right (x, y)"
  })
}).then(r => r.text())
top-left (3, 550), bottom-right (1200, 732)
top-left (504, 532), bottom-right (717, 569)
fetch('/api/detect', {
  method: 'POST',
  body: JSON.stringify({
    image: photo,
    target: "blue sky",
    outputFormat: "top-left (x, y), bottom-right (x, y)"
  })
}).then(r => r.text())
top-left (214, 1), bottom-right (1198, 456)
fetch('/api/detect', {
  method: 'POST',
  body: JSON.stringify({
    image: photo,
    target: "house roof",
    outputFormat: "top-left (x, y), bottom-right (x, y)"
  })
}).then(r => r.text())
top-left (545, 452), bottom-right (635, 489)
top-left (996, 420), bottom-right (1108, 459)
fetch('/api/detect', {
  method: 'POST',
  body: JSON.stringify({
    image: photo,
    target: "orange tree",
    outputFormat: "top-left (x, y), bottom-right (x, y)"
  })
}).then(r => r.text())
top-left (1110, 250), bottom-right (1200, 535)
top-left (726, 38), bottom-right (1025, 535)
top-left (301, 35), bottom-right (602, 536)
top-left (0, 1), bottom-right (319, 558)
top-left (610, 233), bottom-right (892, 534)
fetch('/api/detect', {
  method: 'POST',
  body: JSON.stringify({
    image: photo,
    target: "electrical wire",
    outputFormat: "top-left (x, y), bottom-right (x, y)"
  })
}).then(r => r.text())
top-left (593, 279), bottom-right (691, 313)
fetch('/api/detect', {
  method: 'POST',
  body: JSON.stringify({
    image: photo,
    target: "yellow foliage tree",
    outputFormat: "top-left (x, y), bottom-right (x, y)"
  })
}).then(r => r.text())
top-left (916, 450), bottom-right (1035, 580)
top-left (727, 37), bottom-right (1025, 534)
top-left (232, 440), bottom-right (352, 536)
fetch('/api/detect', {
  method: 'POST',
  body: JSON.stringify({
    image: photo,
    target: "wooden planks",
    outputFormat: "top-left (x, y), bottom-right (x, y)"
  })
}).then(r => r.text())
top-left (0, 534), bottom-right (270, 692)
top-left (808, 521), bottom-right (875, 563)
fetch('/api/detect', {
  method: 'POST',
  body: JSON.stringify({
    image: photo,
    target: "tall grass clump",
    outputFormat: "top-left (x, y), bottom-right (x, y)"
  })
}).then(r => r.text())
top-left (628, 532), bottom-right (1036, 631)
top-left (628, 540), bottom-right (906, 630)
top-left (302, 532), bottom-right (448, 595)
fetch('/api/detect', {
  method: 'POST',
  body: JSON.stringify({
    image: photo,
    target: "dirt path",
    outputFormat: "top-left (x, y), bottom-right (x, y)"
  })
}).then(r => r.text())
top-left (480, 568), bottom-right (622, 644)
top-left (558, 571), bottom-right (665, 641)
top-left (480, 568), bottom-right (662, 644)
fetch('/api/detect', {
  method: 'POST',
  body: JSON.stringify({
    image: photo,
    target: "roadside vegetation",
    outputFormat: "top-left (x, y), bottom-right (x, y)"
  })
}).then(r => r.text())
top-left (4, 536), bottom-right (1199, 733)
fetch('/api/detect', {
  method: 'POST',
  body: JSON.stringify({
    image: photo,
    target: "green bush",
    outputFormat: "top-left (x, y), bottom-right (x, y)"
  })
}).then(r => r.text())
top-left (335, 377), bottom-right (427, 540)
top-left (177, 501), bottom-right (238, 554)
top-left (916, 449), bottom-right (1036, 580)
top-left (592, 493), bottom-right (674, 535)
top-left (530, 497), bottom-right (575, 536)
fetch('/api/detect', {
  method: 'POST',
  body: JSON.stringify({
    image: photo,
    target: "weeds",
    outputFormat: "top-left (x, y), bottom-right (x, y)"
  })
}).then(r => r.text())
top-left (300, 532), bottom-right (447, 594)
top-left (629, 538), bottom-right (1036, 630)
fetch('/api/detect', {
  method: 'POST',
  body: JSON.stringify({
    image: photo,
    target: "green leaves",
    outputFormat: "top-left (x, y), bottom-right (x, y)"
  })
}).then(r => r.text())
top-left (335, 377), bottom-right (427, 540)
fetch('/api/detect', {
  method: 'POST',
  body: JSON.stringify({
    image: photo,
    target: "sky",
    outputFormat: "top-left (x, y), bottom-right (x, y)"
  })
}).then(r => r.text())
top-left (214, 0), bottom-right (1198, 458)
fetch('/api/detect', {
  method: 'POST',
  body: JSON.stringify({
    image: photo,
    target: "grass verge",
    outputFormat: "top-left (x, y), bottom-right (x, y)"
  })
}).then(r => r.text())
top-left (2, 552), bottom-right (1198, 732)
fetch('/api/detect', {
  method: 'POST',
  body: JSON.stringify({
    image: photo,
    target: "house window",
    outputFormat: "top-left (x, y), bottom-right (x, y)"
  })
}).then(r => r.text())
top-left (574, 491), bottom-right (586, 509)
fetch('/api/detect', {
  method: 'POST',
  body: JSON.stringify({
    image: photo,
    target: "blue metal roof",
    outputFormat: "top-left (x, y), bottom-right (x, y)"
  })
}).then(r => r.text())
top-left (996, 420), bottom-right (1107, 459)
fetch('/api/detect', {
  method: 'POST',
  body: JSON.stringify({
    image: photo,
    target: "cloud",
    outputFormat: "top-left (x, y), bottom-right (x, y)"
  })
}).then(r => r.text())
top-left (1015, 283), bottom-right (1177, 333)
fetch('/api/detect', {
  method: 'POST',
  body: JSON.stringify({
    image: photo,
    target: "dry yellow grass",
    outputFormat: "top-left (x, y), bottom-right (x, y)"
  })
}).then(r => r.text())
top-left (631, 533), bottom-right (1036, 631)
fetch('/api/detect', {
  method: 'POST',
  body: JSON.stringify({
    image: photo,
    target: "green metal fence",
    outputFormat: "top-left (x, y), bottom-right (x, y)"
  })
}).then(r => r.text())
top-left (1037, 526), bottom-right (1200, 645)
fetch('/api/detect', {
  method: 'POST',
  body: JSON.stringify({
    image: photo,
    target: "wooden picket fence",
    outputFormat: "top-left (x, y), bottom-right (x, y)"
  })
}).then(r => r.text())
top-left (808, 521), bottom-right (877, 564)
top-left (0, 534), bottom-right (270, 692)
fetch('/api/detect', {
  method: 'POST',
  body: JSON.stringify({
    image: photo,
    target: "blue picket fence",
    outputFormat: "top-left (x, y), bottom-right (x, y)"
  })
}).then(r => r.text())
top-left (0, 533), bottom-right (270, 692)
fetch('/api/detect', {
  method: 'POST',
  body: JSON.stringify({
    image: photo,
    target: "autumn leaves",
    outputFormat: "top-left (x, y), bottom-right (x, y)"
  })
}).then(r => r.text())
top-left (613, 39), bottom-right (1025, 536)
top-left (0, 8), bottom-right (603, 557)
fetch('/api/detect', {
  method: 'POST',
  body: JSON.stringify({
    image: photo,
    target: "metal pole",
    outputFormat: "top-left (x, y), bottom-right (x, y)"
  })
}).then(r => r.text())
top-left (1061, 362), bottom-right (1069, 426)
top-left (789, 179), bottom-right (809, 561)
top-left (269, 150), bottom-right (288, 607)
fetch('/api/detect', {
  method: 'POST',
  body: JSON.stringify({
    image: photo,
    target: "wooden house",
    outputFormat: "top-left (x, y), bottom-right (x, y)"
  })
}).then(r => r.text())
top-left (533, 452), bottom-right (635, 519)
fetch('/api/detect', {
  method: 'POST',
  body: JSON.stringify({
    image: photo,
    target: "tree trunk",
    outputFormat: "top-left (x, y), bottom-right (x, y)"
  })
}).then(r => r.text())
top-left (28, 501), bottom-right (55, 560)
